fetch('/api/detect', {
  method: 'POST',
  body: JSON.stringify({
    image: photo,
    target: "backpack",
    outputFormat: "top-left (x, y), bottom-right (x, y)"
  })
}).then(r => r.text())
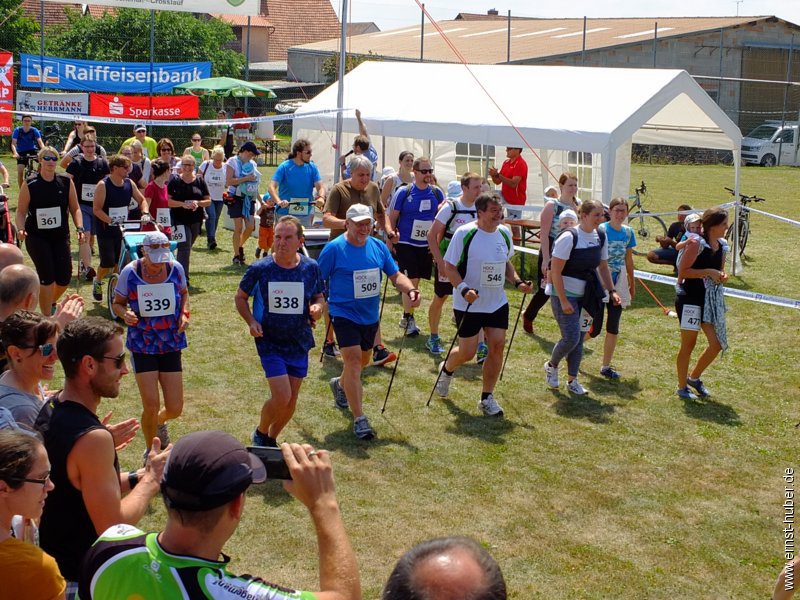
top-left (455, 226), bottom-right (512, 279)
top-left (564, 226), bottom-right (606, 251)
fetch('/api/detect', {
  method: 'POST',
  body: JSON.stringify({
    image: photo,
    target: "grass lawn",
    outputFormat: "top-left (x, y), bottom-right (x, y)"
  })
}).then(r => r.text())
top-left (4, 158), bottom-right (799, 598)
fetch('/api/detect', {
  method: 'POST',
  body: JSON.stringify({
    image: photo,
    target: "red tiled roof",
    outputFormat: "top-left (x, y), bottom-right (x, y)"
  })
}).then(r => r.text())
top-left (263, 0), bottom-right (340, 61)
top-left (211, 14), bottom-right (273, 28)
top-left (20, 1), bottom-right (114, 26)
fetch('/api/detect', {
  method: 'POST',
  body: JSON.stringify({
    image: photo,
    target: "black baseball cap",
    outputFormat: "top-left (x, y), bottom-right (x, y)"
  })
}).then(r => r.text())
top-left (239, 141), bottom-right (260, 155)
top-left (161, 430), bottom-right (267, 511)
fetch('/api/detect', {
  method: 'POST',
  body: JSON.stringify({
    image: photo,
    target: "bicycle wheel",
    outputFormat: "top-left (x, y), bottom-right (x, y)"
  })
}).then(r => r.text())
top-left (628, 211), bottom-right (667, 256)
top-left (725, 219), bottom-right (750, 257)
top-left (106, 273), bottom-right (120, 321)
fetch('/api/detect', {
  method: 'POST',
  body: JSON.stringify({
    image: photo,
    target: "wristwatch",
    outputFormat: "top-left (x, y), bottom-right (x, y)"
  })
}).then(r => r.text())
top-left (128, 471), bottom-right (139, 489)
top-left (76, 226), bottom-right (85, 233)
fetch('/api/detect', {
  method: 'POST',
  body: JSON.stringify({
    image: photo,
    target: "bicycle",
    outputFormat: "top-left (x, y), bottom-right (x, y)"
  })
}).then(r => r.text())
top-left (41, 124), bottom-right (66, 152)
top-left (627, 180), bottom-right (667, 256)
top-left (22, 155), bottom-right (39, 181)
top-left (723, 187), bottom-right (765, 257)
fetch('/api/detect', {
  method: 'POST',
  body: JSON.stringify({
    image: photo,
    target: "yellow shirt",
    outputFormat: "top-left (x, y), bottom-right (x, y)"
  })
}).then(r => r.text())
top-left (0, 537), bottom-right (66, 600)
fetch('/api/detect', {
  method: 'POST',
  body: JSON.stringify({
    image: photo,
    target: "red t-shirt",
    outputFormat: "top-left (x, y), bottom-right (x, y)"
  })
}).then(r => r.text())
top-left (499, 156), bottom-right (528, 205)
top-left (144, 181), bottom-right (171, 235)
top-left (232, 111), bottom-right (251, 131)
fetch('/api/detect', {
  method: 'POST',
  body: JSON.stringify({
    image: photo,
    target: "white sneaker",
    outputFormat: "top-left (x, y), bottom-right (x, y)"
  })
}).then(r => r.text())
top-left (435, 362), bottom-right (453, 397)
top-left (544, 360), bottom-right (559, 389)
top-left (400, 315), bottom-right (420, 336)
top-left (567, 379), bottom-right (587, 395)
top-left (479, 394), bottom-right (504, 417)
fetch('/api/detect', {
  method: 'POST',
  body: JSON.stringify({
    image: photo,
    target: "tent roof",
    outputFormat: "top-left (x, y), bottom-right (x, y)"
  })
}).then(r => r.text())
top-left (295, 61), bottom-right (741, 151)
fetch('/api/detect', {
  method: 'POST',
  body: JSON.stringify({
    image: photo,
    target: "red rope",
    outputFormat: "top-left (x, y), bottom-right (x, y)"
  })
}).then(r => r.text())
top-left (635, 277), bottom-right (672, 315)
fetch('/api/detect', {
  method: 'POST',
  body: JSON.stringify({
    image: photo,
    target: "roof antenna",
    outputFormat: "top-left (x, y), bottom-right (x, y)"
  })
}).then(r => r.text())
top-left (735, 0), bottom-right (743, 16)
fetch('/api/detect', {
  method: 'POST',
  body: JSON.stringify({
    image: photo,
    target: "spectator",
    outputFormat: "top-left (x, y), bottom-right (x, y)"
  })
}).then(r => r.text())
top-left (78, 430), bottom-right (361, 600)
top-left (340, 109), bottom-right (378, 180)
top-left (11, 115), bottom-right (45, 188)
top-left (119, 124), bottom-right (157, 160)
top-left (38, 317), bottom-right (169, 592)
top-left (216, 109), bottom-right (234, 158)
top-left (0, 430), bottom-right (66, 600)
top-left (647, 204), bottom-right (692, 268)
top-left (488, 146), bottom-right (528, 221)
top-left (382, 536), bottom-right (506, 600)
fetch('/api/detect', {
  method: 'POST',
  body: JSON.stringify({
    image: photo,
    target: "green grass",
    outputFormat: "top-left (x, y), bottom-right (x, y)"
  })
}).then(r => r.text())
top-left (6, 159), bottom-right (800, 598)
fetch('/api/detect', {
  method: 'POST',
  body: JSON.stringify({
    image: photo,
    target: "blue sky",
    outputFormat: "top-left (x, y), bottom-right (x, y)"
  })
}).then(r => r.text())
top-left (333, 0), bottom-right (800, 32)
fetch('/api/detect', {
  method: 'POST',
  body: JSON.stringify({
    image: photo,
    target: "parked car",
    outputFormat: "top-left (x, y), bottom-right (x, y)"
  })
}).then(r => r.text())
top-left (741, 121), bottom-right (799, 167)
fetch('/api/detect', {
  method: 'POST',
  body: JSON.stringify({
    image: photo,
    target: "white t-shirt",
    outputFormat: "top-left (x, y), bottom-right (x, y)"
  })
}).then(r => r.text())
top-left (198, 160), bottom-right (227, 201)
top-left (435, 199), bottom-right (477, 237)
top-left (547, 226), bottom-right (608, 297)
top-left (444, 222), bottom-right (513, 314)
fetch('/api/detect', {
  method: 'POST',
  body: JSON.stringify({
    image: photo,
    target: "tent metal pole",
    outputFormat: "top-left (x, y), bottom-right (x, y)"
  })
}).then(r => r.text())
top-left (420, 4), bottom-right (425, 62)
top-left (333, 0), bottom-right (349, 184)
top-left (507, 11), bottom-right (511, 64)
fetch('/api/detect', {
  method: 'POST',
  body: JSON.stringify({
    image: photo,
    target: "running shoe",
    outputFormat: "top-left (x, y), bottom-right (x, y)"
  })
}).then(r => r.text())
top-left (255, 248), bottom-right (262, 259)
top-left (479, 394), bottom-right (504, 417)
top-left (687, 377), bottom-right (711, 397)
top-left (435, 362), bottom-right (453, 397)
top-left (156, 423), bottom-right (170, 447)
top-left (252, 429), bottom-right (277, 447)
top-left (399, 315), bottom-right (420, 337)
top-left (208, 239), bottom-right (217, 250)
top-left (425, 335), bottom-right (445, 354)
top-left (85, 266), bottom-right (96, 282)
top-left (329, 377), bottom-right (349, 410)
top-left (353, 415), bottom-right (375, 440)
top-left (523, 316), bottom-right (534, 334)
top-left (322, 341), bottom-right (340, 358)
top-left (567, 379), bottom-right (587, 395)
top-left (92, 278), bottom-right (102, 302)
top-left (544, 360), bottom-right (559, 389)
top-left (600, 366), bottom-right (621, 380)
top-left (676, 386), bottom-right (698, 400)
top-left (232, 256), bottom-right (243, 266)
top-left (371, 345), bottom-right (396, 367)
top-left (476, 342), bottom-right (488, 365)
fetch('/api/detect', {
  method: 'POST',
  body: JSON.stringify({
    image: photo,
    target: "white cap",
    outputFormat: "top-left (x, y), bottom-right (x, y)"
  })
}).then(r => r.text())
top-left (446, 180), bottom-right (462, 199)
top-left (346, 204), bottom-right (374, 223)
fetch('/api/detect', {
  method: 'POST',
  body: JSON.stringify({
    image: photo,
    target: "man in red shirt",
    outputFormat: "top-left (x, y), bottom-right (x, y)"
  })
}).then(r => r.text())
top-left (489, 147), bottom-right (528, 220)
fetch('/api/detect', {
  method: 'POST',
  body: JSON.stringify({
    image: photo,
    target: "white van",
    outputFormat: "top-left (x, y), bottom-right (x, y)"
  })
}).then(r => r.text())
top-left (741, 121), bottom-right (799, 167)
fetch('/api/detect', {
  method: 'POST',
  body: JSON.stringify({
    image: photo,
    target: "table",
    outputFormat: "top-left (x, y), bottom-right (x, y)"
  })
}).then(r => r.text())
top-left (261, 138), bottom-right (280, 166)
top-left (505, 219), bottom-right (541, 280)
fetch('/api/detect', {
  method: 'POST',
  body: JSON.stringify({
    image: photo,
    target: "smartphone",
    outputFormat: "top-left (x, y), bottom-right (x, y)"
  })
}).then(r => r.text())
top-left (246, 446), bottom-right (292, 480)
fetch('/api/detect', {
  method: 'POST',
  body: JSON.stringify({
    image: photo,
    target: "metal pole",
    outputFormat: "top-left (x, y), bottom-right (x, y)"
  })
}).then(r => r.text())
top-left (333, 0), bottom-right (349, 184)
top-left (778, 34), bottom-right (794, 166)
top-left (39, 1), bottom-right (45, 129)
top-left (244, 17), bottom-right (252, 115)
top-left (581, 16), bottom-right (586, 65)
top-left (150, 10), bottom-right (155, 123)
top-left (507, 10), bottom-right (511, 64)
top-left (420, 3), bottom-right (425, 62)
top-left (653, 21), bottom-right (658, 68)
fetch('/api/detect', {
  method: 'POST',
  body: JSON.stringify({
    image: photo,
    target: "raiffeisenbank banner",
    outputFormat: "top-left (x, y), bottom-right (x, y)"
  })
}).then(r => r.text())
top-left (20, 54), bottom-right (211, 94)
top-left (42, 0), bottom-right (259, 16)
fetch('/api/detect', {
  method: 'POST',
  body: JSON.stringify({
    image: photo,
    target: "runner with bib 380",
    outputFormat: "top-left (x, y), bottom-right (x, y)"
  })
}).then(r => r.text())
top-left (435, 193), bottom-right (533, 417)
top-left (318, 204), bottom-right (420, 441)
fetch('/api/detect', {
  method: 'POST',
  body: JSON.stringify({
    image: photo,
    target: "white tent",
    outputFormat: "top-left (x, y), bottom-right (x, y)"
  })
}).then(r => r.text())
top-left (294, 61), bottom-right (741, 206)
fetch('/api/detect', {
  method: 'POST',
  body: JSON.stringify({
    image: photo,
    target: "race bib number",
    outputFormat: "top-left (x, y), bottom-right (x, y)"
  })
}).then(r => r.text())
top-left (411, 219), bottom-right (433, 242)
top-left (138, 283), bottom-right (174, 317)
top-left (171, 224), bottom-right (186, 244)
top-left (156, 208), bottom-right (171, 227)
top-left (680, 304), bottom-right (701, 331)
top-left (480, 261), bottom-right (505, 288)
top-left (288, 198), bottom-right (311, 216)
top-left (108, 206), bottom-right (127, 225)
top-left (81, 183), bottom-right (96, 203)
top-left (268, 281), bottom-right (304, 314)
top-left (580, 309), bottom-right (593, 333)
top-left (420, 199), bottom-right (431, 212)
top-left (353, 268), bottom-right (380, 299)
top-left (244, 181), bottom-right (259, 196)
top-left (36, 206), bottom-right (61, 229)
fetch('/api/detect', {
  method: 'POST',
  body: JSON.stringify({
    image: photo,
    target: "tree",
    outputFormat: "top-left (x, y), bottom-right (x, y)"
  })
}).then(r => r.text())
top-left (45, 8), bottom-right (244, 78)
top-left (0, 0), bottom-right (39, 55)
top-left (321, 51), bottom-right (380, 83)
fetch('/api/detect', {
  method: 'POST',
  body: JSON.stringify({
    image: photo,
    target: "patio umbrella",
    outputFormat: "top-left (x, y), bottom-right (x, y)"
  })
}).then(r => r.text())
top-left (173, 77), bottom-right (277, 98)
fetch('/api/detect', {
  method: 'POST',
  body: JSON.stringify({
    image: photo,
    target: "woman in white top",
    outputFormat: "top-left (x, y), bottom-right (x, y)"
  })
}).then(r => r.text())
top-left (197, 145), bottom-right (227, 250)
top-left (380, 150), bottom-right (414, 209)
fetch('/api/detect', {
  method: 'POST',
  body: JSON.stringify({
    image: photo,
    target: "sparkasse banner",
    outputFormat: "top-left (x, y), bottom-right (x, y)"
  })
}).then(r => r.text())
top-left (20, 54), bottom-right (211, 94)
top-left (90, 94), bottom-right (199, 120)
top-left (0, 52), bottom-right (12, 135)
top-left (41, 0), bottom-right (259, 16)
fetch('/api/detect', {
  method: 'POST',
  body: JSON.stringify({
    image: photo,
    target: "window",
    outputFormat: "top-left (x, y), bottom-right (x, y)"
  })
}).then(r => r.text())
top-left (455, 143), bottom-right (495, 175)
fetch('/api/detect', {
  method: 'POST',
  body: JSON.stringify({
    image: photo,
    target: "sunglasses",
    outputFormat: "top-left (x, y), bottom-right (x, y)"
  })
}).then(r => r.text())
top-left (192, 138), bottom-right (201, 142)
top-left (18, 342), bottom-right (55, 357)
top-left (102, 352), bottom-right (126, 368)
top-left (40, 156), bottom-right (58, 162)
top-left (416, 168), bottom-right (434, 174)
top-left (14, 472), bottom-right (51, 486)
top-left (147, 242), bottom-right (170, 249)
top-left (160, 148), bottom-right (173, 153)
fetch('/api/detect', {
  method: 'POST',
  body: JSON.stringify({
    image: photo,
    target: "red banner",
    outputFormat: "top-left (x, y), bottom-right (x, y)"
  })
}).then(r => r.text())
top-left (0, 52), bottom-right (14, 135)
top-left (90, 94), bottom-right (199, 120)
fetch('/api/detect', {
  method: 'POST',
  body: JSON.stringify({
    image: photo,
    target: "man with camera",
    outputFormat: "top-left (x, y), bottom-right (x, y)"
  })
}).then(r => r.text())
top-left (78, 430), bottom-right (361, 600)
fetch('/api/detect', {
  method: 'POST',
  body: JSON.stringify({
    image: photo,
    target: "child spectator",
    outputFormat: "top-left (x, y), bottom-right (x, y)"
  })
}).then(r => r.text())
top-left (255, 192), bottom-right (275, 260)
top-left (647, 204), bottom-right (692, 268)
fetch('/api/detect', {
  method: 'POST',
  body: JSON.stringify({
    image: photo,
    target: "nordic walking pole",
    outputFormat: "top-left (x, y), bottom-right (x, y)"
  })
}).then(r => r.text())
top-left (500, 291), bottom-right (528, 381)
top-left (319, 317), bottom-right (333, 363)
top-left (426, 301), bottom-right (472, 407)
top-left (378, 274), bottom-right (389, 322)
top-left (381, 290), bottom-right (418, 413)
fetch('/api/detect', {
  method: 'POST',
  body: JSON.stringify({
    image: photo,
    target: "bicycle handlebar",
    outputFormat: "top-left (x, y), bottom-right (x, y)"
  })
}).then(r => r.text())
top-left (723, 187), bottom-right (766, 202)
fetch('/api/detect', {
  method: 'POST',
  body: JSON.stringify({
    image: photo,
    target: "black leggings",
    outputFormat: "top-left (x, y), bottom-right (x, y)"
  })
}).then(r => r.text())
top-left (523, 236), bottom-right (553, 322)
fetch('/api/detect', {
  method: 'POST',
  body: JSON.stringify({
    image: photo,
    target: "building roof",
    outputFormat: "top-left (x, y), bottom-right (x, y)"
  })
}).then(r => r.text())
top-left (211, 14), bottom-right (273, 28)
top-left (291, 16), bottom-right (792, 64)
top-left (347, 22), bottom-right (380, 36)
top-left (263, 0), bottom-right (340, 61)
